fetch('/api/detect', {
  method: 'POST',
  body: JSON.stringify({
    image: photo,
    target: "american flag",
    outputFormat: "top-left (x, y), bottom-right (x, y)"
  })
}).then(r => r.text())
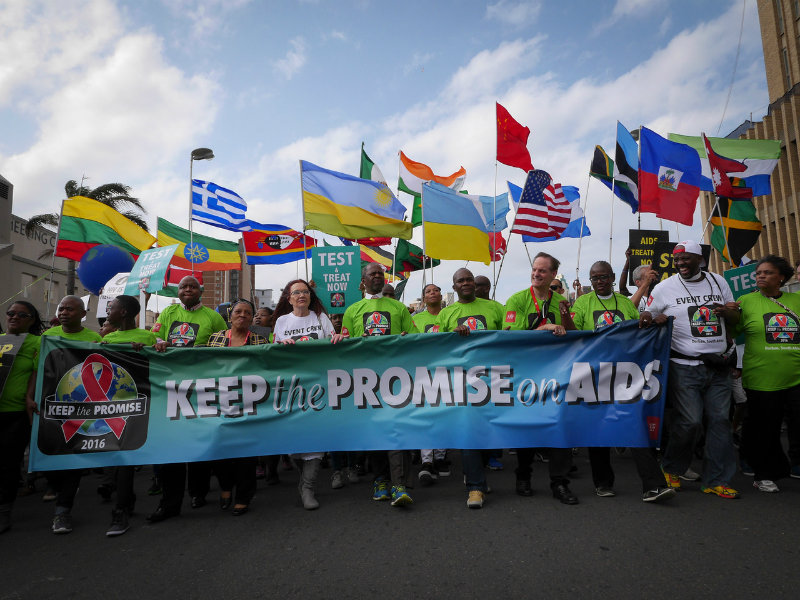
top-left (511, 169), bottom-right (571, 239)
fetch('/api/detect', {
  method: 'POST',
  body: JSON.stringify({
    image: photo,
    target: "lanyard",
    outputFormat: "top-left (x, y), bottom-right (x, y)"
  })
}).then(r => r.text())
top-left (529, 287), bottom-right (552, 322)
top-left (225, 329), bottom-right (250, 346)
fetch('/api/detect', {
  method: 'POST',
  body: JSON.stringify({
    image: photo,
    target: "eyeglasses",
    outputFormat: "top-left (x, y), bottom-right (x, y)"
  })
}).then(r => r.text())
top-left (6, 311), bottom-right (32, 318)
top-left (549, 285), bottom-right (562, 291)
top-left (290, 290), bottom-right (311, 296)
top-left (589, 274), bottom-right (612, 282)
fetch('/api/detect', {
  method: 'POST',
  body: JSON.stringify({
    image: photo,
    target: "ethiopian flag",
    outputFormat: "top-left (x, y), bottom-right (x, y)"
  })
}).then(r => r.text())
top-left (55, 197), bottom-right (156, 261)
top-left (157, 217), bottom-right (241, 271)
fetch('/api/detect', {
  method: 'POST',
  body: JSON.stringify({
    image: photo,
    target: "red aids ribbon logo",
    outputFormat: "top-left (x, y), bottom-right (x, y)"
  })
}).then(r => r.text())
top-left (61, 353), bottom-right (127, 442)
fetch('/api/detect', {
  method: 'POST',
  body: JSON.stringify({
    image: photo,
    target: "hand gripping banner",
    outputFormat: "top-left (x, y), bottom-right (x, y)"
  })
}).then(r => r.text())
top-left (30, 321), bottom-right (672, 471)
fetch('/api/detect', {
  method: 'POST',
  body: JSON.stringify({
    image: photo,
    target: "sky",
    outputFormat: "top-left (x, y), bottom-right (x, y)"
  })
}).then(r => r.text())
top-left (0, 0), bottom-right (771, 305)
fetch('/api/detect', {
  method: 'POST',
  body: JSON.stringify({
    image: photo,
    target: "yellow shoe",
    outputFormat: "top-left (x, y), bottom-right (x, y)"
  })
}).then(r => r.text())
top-left (467, 490), bottom-right (485, 509)
top-left (701, 485), bottom-right (740, 499)
top-left (663, 472), bottom-right (681, 489)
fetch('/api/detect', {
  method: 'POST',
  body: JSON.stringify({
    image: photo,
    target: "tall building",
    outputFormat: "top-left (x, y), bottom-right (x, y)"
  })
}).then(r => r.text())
top-left (702, 0), bottom-right (800, 272)
top-left (199, 240), bottom-right (256, 309)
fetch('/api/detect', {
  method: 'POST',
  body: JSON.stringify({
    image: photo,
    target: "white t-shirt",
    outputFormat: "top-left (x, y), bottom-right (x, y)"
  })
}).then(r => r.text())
top-left (273, 311), bottom-right (335, 342)
top-left (645, 272), bottom-right (734, 365)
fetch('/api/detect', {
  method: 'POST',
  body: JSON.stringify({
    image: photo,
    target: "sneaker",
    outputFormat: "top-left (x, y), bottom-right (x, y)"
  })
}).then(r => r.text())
top-left (331, 470), bottom-right (345, 489)
top-left (663, 472), bottom-right (681, 490)
top-left (487, 457), bottom-right (503, 471)
top-left (372, 479), bottom-right (390, 501)
top-left (642, 487), bottom-right (677, 503)
top-left (680, 467), bottom-right (701, 481)
top-left (740, 459), bottom-right (755, 477)
top-left (467, 490), bottom-right (485, 509)
top-left (533, 451), bottom-right (549, 463)
top-left (701, 484), bottom-right (740, 499)
top-left (51, 513), bottom-right (73, 534)
top-left (106, 509), bottom-right (129, 537)
top-left (434, 459), bottom-right (450, 477)
top-left (753, 480), bottom-right (779, 493)
top-left (791, 465), bottom-right (800, 479)
top-left (418, 462), bottom-right (436, 486)
top-left (42, 488), bottom-right (57, 502)
top-left (390, 485), bottom-right (413, 506)
top-left (595, 487), bottom-right (616, 497)
top-left (346, 467), bottom-right (360, 484)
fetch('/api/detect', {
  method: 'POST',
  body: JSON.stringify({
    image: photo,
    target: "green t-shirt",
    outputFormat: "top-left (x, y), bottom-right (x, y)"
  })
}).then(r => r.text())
top-left (342, 297), bottom-right (419, 337)
top-left (437, 298), bottom-right (504, 332)
top-left (0, 334), bottom-right (40, 412)
top-left (412, 310), bottom-right (442, 333)
top-left (103, 329), bottom-right (158, 345)
top-left (153, 304), bottom-right (227, 347)
top-left (733, 291), bottom-right (800, 391)
top-left (42, 326), bottom-right (103, 342)
top-left (571, 292), bottom-right (639, 331)
top-left (503, 287), bottom-right (567, 330)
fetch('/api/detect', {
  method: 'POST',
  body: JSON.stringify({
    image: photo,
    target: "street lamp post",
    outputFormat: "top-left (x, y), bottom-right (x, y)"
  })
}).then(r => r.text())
top-left (189, 147), bottom-right (214, 275)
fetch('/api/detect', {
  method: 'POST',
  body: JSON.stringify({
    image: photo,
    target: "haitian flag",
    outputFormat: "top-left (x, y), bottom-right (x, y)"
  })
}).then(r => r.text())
top-left (639, 127), bottom-right (701, 226)
top-left (243, 225), bottom-right (316, 264)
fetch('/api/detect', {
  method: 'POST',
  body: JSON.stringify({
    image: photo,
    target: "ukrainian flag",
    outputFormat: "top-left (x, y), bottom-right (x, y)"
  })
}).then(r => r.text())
top-left (422, 182), bottom-right (490, 264)
top-left (301, 161), bottom-right (412, 240)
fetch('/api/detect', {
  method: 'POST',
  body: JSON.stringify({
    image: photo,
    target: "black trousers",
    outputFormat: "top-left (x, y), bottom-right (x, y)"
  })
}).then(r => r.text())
top-left (515, 447), bottom-right (572, 488)
top-left (214, 457), bottom-right (256, 505)
top-left (0, 411), bottom-right (31, 505)
top-left (159, 461), bottom-right (214, 512)
top-left (588, 447), bottom-right (667, 492)
top-left (49, 469), bottom-right (82, 510)
top-left (742, 385), bottom-right (800, 481)
top-left (114, 466), bottom-right (136, 512)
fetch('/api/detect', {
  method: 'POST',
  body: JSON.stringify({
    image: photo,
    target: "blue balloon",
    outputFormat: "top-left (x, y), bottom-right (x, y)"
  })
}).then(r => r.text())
top-left (76, 245), bottom-right (135, 295)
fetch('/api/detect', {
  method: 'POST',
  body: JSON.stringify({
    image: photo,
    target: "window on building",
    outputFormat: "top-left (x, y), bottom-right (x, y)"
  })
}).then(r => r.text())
top-left (777, 0), bottom-right (785, 33)
top-left (794, 0), bottom-right (799, 19)
top-left (783, 47), bottom-right (792, 89)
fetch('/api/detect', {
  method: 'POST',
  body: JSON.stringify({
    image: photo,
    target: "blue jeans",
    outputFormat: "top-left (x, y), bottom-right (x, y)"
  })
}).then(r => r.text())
top-left (461, 450), bottom-right (487, 492)
top-left (662, 362), bottom-right (736, 487)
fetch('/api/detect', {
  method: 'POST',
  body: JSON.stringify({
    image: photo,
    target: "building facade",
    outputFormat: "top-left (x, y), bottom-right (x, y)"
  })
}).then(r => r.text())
top-left (702, 0), bottom-right (800, 273)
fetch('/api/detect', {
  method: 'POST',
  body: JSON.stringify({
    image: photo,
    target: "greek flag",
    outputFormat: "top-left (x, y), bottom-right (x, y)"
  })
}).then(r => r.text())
top-left (191, 179), bottom-right (250, 232)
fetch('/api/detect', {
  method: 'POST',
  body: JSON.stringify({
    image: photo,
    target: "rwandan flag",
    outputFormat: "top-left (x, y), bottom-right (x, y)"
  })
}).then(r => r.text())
top-left (55, 197), bottom-right (156, 261)
top-left (302, 160), bottom-right (412, 240)
top-left (157, 217), bottom-right (240, 271)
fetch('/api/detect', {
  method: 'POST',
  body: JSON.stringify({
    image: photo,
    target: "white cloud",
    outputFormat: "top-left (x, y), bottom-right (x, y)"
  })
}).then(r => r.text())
top-left (1, 7), bottom-right (220, 226)
top-left (273, 37), bottom-right (307, 80)
top-left (327, 30), bottom-right (347, 42)
top-left (162, 0), bottom-right (253, 39)
top-left (596, 0), bottom-right (658, 32)
top-left (485, 0), bottom-right (542, 26)
top-left (403, 52), bottom-right (435, 76)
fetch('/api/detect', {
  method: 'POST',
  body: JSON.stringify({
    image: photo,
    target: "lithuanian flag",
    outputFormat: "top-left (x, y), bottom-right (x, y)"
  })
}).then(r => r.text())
top-left (55, 197), bottom-right (156, 261)
top-left (157, 217), bottom-right (241, 271)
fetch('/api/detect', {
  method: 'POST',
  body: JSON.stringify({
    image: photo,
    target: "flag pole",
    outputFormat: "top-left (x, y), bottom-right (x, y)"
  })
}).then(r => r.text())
top-left (609, 176), bottom-right (616, 264)
top-left (706, 195), bottom-right (734, 268)
top-left (493, 180), bottom-right (524, 292)
top-left (576, 171), bottom-right (592, 283)
top-left (493, 162), bottom-right (498, 293)
top-left (299, 160), bottom-right (309, 281)
top-left (421, 183), bottom-right (429, 286)
top-left (45, 199), bottom-right (67, 320)
top-left (189, 158), bottom-right (195, 277)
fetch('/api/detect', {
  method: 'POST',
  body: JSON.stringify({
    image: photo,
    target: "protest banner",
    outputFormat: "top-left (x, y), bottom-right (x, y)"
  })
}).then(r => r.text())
top-left (0, 334), bottom-right (27, 397)
top-left (627, 229), bottom-right (669, 285)
top-left (29, 321), bottom-right (672, 471)
top-left (312, 246), bottom-right (361, 314)
top-left (723, 263), bottom-right (758, 300)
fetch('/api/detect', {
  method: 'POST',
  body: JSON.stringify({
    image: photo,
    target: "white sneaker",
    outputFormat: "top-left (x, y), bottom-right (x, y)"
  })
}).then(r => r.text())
top-left (680, 467), bottom-right (701, 481)
top-left (753, 479), bottom-right (779, 492)
top-left (331, 471), bottom-right (344, 489)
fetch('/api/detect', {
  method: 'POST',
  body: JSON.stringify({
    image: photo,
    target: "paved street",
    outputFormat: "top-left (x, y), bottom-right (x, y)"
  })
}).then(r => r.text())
top-left (3, 450), bottom-right (800, 599)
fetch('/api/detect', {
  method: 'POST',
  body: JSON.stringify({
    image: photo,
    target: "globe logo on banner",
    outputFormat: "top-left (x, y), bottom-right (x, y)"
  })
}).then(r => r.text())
top-left (184, 241), bottom-right (209, 263)
top-left (44, 353), bottom-right (148, 444)
top-left (464, 316), bottom-right (485, 331)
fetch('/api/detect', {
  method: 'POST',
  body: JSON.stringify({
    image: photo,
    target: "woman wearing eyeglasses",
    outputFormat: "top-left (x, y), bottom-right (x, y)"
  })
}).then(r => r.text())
top-left (1, 302), bottom-right (45, 533)
top-left (269, 279), bottom-right (344, 509)
top-left (207, 299), bottom-right (269, 515)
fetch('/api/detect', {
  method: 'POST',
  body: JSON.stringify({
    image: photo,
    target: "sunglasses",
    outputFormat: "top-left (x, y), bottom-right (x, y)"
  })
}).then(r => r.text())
top-left (549, 285), bottom-right (562, 291)
top-left (6, 311), bottom-right (32, 319)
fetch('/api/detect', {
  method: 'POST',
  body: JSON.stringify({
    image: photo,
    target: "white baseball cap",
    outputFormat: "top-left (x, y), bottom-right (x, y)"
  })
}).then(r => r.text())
top-left (673, 240), bottom-right (706, 267)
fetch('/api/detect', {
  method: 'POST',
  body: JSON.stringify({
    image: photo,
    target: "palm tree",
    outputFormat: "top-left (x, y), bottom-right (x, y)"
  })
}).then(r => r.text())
top-left (25, 180), bottom-right (149, 294)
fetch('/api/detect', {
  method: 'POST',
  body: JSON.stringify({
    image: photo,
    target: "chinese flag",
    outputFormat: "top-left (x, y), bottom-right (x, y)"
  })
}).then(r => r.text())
top-left (496, 102), bottom-right (534, 173)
